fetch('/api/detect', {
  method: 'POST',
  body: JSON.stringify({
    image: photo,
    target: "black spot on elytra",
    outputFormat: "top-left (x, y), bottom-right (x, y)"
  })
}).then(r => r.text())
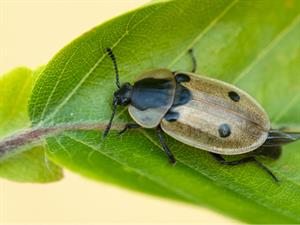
top-left (218, 124), bottom-right (231, 138)
top-left (175, 74), bottom-right (191, 83)
top-left (164, 111), bottom-right (179, 122)
top-left (228, 91), bottom-right (240, 102)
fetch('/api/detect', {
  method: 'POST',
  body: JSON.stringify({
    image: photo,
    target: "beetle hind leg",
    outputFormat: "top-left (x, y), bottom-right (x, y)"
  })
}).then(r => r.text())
top-left (156, 126), bottom-right (176, 164)
top-left (210, 153), bottom-right (279, 183)
top-left (252, 146), bottom-right (282, 160)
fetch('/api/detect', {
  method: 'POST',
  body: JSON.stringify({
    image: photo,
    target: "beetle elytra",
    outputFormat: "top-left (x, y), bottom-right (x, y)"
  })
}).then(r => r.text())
top-left (103, 48), bottom-right (300, 183)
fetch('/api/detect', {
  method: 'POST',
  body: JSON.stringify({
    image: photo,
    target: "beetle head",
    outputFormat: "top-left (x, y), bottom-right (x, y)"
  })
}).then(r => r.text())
top-left (114, 82), bottom-right (132, 106)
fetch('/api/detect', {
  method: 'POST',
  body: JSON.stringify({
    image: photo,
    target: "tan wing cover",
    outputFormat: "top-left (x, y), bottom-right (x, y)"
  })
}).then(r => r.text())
top-left (129, 69), bottom-right (176, 128)
top-left (161, 72), bottom-right (270, 155)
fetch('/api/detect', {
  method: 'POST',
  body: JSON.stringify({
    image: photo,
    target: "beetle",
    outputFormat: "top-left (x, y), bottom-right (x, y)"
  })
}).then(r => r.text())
top-left (103, 47), bottom-right (300, 183)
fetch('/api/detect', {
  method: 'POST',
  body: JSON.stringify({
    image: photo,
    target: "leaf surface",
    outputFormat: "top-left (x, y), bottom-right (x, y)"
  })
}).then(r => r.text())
top-left (28, 0), bottom-right (300, 222)
top-left (0, 67), bottom-right (63, 182)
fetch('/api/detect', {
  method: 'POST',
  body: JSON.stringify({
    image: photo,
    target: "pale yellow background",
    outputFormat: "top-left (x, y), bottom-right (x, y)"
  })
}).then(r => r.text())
top-left (0, 1), bottom-right (239, 224)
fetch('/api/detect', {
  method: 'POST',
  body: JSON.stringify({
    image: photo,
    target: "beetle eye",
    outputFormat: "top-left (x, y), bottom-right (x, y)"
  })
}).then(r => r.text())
top-left (120, 97), bottom-right (128, 105)
top-left (115, 95), bottom-right (130, 106)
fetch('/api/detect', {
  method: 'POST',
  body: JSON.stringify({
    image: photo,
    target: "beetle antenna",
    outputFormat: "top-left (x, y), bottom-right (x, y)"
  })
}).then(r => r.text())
top-left (106, 48), bottom-right (121, 89)
top-left (103, 97), bottom-right (118, 139)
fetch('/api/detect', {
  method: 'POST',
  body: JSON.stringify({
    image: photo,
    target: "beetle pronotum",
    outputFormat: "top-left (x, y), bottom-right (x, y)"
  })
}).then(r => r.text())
top-left (103, 47), bottom-right (300, 183)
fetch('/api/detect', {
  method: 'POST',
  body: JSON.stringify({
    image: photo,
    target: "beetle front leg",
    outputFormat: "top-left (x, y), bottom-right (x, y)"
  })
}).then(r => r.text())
top-left (210, 153), bottom-right (279, 183)
top-left (156, 126), bottom-right (176, 164)
top-left (119, 123), bottom-right (141, 135)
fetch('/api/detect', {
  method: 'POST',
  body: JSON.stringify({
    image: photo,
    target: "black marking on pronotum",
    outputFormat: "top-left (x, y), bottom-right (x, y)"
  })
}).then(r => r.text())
top-left (131, 78), bottom-right (173, 110)
top-left (228, 91), bottom-right (240, 102)
top-left (175, 74), bottom-right (191, 83)
top-left (164, 111), bottom-right (179, 122)
top-left (218, 123), bottom-right (231, 138)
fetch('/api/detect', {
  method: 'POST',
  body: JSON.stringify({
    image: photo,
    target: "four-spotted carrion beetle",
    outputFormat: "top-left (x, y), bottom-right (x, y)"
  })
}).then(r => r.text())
top-left (103, 47), bottom-right (300, 183)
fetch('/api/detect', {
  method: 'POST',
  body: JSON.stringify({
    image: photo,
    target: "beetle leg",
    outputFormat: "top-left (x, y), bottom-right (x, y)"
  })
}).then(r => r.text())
top-left (156, 126), bottom-right (176, 164)
top-left (210, 153), bottom-right (279, 183)
top-left (188, 48), bottom-right (197, 73)
top-left (252, 146), bottom-right (282, 160)
top-left (119, 123), bottom-right (141, 135)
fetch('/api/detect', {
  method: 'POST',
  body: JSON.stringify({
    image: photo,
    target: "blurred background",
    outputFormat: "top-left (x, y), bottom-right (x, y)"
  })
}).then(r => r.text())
top-left (0, 1), bottom-right (238, 224)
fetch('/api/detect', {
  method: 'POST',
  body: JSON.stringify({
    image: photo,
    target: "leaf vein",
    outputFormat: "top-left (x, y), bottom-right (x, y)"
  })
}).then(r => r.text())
top-left (273, 92), bottom-right (300, 123)
top-left (233, 13), bottom-right (300, 84)
top-left (39, 45), bottom-right (81, 123)
top-left (167, 0), bottom-right (239, 69)
top-left (63, 133), bottom-right (201, 204)
top-left (40, 5), bottom-right (163, 126)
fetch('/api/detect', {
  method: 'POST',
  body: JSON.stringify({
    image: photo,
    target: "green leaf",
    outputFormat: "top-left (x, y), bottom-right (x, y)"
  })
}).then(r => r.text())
top-left (0, 67), bottom-right (63, 183)
top-left (28, 0), bottom-right (300, 223)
